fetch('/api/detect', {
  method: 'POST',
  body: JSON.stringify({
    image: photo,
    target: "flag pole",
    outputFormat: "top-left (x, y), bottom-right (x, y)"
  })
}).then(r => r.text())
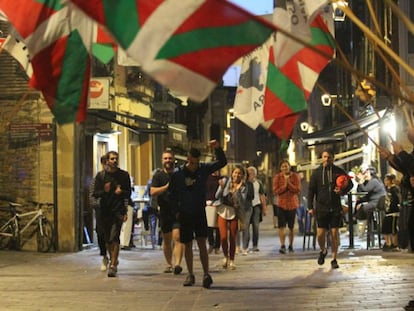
top-left (271, 5), bottom-right (414, 107)
top-left (360, 0), bottom-right (414, 127)
top-left (0, 91), bottom-right (31, 135)
top-left (337, 4), bottom-right (414, 81)
top-left (384, 0), bottom-right (414, 36)
top-left (316, 82), bottom-right (381, 149)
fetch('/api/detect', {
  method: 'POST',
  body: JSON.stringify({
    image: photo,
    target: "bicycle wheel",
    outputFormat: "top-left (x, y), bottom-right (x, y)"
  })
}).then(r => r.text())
top-left (0, 223), bottom-right (12, 250)
top-left (0, 221), bottom-right (20, 250)
top-left (37, 218), bottom-right (53, 252)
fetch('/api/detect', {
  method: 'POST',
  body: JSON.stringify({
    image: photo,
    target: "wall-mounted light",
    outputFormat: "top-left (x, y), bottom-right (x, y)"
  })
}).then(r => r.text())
top-left (300, 122), bottom-right (309, 132)
top-left (332, 1), bottom-right (348, 22)
top-left (321, 94), bottom-right (332, 106)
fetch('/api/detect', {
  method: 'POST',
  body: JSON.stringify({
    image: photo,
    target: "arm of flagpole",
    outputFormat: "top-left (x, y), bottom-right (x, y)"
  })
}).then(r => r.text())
top-left (384, 0), bottom-right (414, 37)
top-left (337, 4), bottom-right (414, 81)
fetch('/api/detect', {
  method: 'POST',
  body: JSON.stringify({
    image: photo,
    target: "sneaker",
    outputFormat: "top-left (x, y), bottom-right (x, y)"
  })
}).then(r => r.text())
top-left (222, 257), bottom-right (228, 269)
top-left (318, 249), bottom-right (327, 265)
top-left (382, 244), bottom-right (391, 252)
top-left (183, 274), bottom-right (195, 286)
top-left (164, 266), bottom-right (173, 273)
top-left (202, 274), bottom-right (213, 289)
top-left (253, 247), bottom-right (260, 252)
top-left (279, 245), bottom-right (286, 254)
top-left (100, 256), bottom-right (109, 271)
top-left (242, 249), bottom-right (248, 256)
top-left (229, 260), bottom-right (236, 270)
top-left (288, 245), bottom-right (294, 253)
top-left (107, 265), bottom-right (117, 277)
top-left (331, 259), bottom-right (339, 269)
top-left (174, 265), bottom-right (183, 275)
top-left (235, 247), bottom-right (240, 254)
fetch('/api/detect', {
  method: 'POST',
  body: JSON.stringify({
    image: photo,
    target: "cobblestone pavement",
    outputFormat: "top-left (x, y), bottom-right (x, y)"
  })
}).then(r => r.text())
top-left (1, 214), bottom-right (414, 311)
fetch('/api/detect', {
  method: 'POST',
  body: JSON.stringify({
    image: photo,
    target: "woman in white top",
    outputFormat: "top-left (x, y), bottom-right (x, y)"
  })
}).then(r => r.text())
top-left (215, 165), bottom-right (250, 270)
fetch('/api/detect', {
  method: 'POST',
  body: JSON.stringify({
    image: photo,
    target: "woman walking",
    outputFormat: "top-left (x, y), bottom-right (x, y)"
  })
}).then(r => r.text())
top-left (216, 165), bottom-right (251, 270)
top-left (273, 160), bottom-right (301, 254)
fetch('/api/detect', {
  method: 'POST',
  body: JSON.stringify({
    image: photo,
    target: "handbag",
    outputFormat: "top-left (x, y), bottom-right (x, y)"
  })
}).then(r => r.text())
top-left (205, 204), bottom-right (218, 227)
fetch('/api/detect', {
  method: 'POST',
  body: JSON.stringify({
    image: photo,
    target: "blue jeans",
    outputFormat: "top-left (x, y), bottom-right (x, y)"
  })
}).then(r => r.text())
top-left (297, 204), bottom-right (306, 234)
top-left (241, 207), bottom-right (253, 250)
top-left (250, 204), bottom-right (262, 248)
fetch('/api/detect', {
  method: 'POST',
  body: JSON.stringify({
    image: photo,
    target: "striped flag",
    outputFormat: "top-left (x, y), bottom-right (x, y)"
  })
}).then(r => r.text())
top-left (234, 0), bottom-right (334, 140)
top-left (2, 35), bottom-right (33, 78)
top-left (69, 0), bottom-right (276, 102)
top-left (0, 0), bottom-right (93, 124)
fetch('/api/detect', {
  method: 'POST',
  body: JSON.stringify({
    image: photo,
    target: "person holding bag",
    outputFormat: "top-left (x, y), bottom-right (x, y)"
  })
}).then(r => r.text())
top-left (216, 165), bottom-right (250, 270)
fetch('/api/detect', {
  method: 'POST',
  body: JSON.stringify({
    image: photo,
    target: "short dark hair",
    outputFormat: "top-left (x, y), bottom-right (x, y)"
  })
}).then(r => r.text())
top-left (188, 148), bottom-right (201, 158)
top-left (100, 155), bottom-right (107, 165)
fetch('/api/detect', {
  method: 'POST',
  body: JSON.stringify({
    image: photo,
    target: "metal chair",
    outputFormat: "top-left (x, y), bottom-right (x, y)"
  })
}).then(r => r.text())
top-left (366, 195), bottom-right (385, 249)
top-left (303, 210), bottom-right (316, 250)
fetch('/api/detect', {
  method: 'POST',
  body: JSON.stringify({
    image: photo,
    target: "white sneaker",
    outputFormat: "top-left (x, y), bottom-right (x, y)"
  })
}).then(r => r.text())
top-left (100, 256), bottom-right (109, 271)
top-left (242, 249), bottom-right (248, 256)
top-left (229, 260), bottom-right (236, 270)
top-left (222, 257), bottom-right (228, 269)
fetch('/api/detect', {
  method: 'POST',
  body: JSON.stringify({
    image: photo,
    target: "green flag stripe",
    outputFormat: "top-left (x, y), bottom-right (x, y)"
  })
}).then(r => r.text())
top-left (102, 0), bottom-right (140, 48)
top-left (54, 30), bottom-right (88, 123)
top-left (310, 27), bottom-right (335, 48)
top-left (35, 0), bottom-right (63, 11)
top-left (267, 62), bottom-right (307, 112)
top-left (156, 21), bottom-right (273, 59)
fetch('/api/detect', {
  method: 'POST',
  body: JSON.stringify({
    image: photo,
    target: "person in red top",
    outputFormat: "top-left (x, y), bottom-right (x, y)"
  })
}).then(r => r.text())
top-left (273, 160), bottom-right (301, 254)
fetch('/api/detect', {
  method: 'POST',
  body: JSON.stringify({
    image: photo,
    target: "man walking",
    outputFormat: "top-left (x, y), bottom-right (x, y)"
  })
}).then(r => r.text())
top-left (93, 151), bottom-right (131, 277)
top-left (308, 149), bottom-right (352, 269)
top-left (169, 140), bottom-right (227, 288)
top-left (151, 149), bottom-right (184, 274)
top-left (90, 154), bottom-right (109, 271)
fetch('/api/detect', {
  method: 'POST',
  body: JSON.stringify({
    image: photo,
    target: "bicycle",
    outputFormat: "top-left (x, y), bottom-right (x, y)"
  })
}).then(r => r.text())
top-left (0, 201), bottom-right (54, 252)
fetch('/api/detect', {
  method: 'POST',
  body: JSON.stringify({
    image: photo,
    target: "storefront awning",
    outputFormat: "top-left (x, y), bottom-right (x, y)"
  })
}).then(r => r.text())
top-left (297, 147), bottom-right (364, 171)
top-left (300, 108), bottom-right (390, 146)
top-left (88, 110), bottom-right (168, 134)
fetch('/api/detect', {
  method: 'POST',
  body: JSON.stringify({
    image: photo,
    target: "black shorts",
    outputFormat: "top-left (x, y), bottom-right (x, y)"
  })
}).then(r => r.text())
top-left (102, 214), bottom-right (124, 244)
top-left (178, 212), bottom-right (208, 244)
top-left (382, 215), bottom-right (398, 235)
top-left (315, 209), bottom-right (342, 229)
top-left (277, 208), bottom-right (296, 229)
top-left (159, 206), bottom-right (179, 233)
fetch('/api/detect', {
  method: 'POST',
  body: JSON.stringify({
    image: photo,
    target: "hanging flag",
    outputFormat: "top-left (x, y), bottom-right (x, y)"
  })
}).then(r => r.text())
top-left (2, 35), bottom-right (33, 77)
top-left (234, 37), bottom-right (272, 129)
top-left (92, 24), bottom-right (117, 64)
top-left (69, 0), bottom-right (276, 102)
top-left (0, 0), bottom-right (93, 124)
top-left (234, 1), bottom-right (334, 140)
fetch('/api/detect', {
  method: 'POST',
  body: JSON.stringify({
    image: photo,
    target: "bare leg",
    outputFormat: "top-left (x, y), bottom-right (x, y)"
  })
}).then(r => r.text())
top-left (330, 227), bottom-right (339, 260)
top-left (317, 227), bottom-right (327, 252)
top-left (288, 228), bottom-right (294, 247)
top-left (279, 227), bottom-right (286, 246)
top-left (184, 241), bottom-right (193, 275)
top-left (111, 242), bottom-right (120, 266)
top-left (197, 237), bottom-right (209, 274)
top-left (172, 228), bottom-right (184, 267)
top-left (162, 232), bottom-right (173, 267)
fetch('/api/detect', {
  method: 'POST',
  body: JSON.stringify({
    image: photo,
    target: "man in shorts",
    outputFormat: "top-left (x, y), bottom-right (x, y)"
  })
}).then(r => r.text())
top-left (93, 151), bottom-right (131, 277)
top-left (308, 149), bottom-right (352, 269)
top-left (151, 150), bottom-right (184, 274)
top-left (169, 140), bottom-right (227, 288)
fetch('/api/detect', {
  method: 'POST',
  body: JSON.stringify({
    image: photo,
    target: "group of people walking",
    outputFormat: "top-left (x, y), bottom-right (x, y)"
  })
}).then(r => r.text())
top-left (89, 135), bottom-right (414, 287)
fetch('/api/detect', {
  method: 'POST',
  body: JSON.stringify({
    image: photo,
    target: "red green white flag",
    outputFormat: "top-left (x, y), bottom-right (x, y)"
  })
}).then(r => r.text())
top-left (0, 0), bottom-right (93, 124)
top-left (234, 0), bottom-right (334, 140)
top-left (69, 0), bottom-right (276, 102)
